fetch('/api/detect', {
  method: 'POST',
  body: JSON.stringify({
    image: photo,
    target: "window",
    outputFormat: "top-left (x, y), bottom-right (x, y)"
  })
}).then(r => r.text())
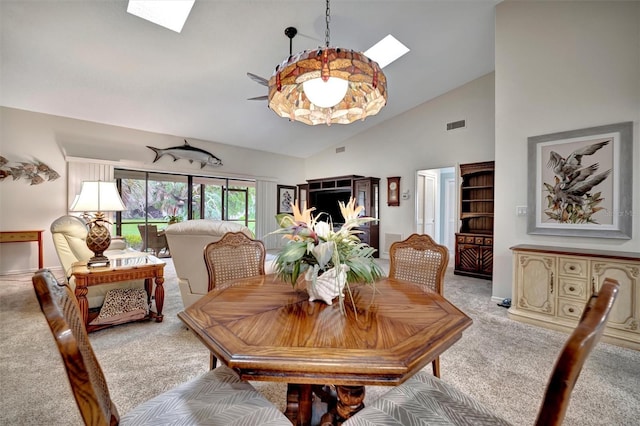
top-left (114, 169), bottom-right (255, 249)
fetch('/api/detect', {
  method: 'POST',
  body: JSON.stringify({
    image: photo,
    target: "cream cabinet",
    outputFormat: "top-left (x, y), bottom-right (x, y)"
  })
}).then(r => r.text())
top-left (509, 245), bottom-right (639, 350)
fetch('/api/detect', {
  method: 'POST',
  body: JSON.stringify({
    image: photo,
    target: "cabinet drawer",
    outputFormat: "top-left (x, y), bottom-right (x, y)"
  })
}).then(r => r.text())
top-left (558, 258), bottom-right (588, 278)
top-left (558, 277), bottom-right (588, 301)
top-left (484, 237), bottom-right (493, 246)
top-left (465, 236), bottom-right (475, 243)
top-left (558, 299), bottom-right (584, 320)
top-left (475, 237), bottom-right (484, 245)
top-left (457, 235), bottom-right (465, 243)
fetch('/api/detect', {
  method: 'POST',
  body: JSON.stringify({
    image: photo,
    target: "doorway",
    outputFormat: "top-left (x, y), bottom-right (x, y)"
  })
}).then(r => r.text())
top-left (416, 167), bottom-right (457, 252)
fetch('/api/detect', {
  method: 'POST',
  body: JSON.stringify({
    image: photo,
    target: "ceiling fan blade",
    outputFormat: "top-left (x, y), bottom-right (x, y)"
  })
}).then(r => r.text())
top-left (247, 72), bottom-right (268, 87)
top-left (247, 95), bottom-right (269, 101)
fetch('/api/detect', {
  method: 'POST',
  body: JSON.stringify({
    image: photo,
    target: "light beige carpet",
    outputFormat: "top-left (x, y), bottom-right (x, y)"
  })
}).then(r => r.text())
top-left (1, 259), bottom-right (638, 425)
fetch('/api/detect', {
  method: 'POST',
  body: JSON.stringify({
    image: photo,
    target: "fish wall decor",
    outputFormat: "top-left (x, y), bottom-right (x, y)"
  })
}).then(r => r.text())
top-left (147, 140), bottom-right (223, 168)
top-left (0, 155), bottom-right (60, 185)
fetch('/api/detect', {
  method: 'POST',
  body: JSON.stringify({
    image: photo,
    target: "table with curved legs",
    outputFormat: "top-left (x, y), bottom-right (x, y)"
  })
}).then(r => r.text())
top-left (71, 254), bottom-right (165, 332)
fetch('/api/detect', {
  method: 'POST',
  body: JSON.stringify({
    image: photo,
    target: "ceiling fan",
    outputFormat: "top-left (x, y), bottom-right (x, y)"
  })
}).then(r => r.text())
top-left (246, 26), bottom-right (298, 101)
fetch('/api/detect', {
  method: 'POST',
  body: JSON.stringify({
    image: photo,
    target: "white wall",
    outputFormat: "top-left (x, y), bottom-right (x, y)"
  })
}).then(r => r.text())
top-left (494, 1), bottom-right (640, 299)
top-left (0, 107), bottom-right (304, 274)
top-left (304, 72), bottom-right (496, 258)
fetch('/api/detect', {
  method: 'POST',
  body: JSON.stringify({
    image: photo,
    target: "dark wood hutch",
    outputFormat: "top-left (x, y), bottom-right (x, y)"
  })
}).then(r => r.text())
top-left (454, 161), bottom-right (495, 279)
top-left (298, 175), bottom-right (380, 256)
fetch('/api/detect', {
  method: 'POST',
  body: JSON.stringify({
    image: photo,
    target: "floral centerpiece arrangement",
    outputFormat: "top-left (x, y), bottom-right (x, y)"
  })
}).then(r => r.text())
top-left (271, 197), bottom-right (383, 308)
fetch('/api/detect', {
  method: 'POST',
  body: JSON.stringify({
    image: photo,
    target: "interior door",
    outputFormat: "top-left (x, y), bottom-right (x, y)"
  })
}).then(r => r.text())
top-left (415, 167), bottom-right (456, 247)
top-left (444, 177), bottom-right (456, 251)
top-left (422, 172), bottom-right (439, 241)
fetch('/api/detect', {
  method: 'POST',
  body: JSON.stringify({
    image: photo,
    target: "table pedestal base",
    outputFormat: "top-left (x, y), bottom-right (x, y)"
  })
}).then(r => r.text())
top-left (285, 384), bottom-right (365, 426)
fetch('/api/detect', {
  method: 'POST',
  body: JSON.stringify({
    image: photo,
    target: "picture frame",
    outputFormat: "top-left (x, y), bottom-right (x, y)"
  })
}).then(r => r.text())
top-left (387, 177), bottom-right (400, 207)
top-left (527, 121), bottom-right (632, 239)
top-left (277, 185), bottom-right (297, 214)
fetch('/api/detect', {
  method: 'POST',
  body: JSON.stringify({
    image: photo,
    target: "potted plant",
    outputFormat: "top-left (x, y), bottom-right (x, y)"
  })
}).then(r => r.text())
top-left (166, 207), bottom-right (183, 225)
top-left (271, 197), bottom-right (383, 310)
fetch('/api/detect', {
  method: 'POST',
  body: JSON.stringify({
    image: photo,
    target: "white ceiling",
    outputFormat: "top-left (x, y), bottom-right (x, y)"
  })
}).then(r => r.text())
top-left (1, 0), bottom-right (499, 158)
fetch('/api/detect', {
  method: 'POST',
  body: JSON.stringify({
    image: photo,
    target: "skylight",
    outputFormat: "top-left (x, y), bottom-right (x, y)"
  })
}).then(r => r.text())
top-left (364, 35), bottom-right (410, 68)
top-left (127, 0), bottom-right (195, 33)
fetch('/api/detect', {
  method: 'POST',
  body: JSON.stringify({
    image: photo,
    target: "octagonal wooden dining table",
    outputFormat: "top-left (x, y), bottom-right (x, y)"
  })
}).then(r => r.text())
top-left (178, 274), bottom-right (472, 426)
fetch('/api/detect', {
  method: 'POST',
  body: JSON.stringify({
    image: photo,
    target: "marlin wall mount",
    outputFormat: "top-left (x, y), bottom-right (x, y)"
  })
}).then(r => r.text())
top-left (146, 140), bottom-right (223, 168)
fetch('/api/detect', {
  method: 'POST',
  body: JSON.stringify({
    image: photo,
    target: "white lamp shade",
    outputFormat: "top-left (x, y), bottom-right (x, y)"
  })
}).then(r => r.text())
top-left (302, 77), bottom-right (349, 108)
top-left (70, 181), bottom-right (126, 212)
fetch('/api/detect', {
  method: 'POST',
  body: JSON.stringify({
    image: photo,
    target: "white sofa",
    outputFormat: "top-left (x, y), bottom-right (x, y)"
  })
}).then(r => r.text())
top-left (50, 215), bottom-right (146, 309)
top-left (165, 219), bottom-right (260, 307)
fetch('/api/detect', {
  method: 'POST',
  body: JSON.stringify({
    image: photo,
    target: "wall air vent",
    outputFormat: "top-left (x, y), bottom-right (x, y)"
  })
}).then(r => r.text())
top-left (336, 146), bottom-right (346, 153)
top-left (384, 233), bottom-right (403, 254)
top-left (446, 119), bottom-right (466, 131)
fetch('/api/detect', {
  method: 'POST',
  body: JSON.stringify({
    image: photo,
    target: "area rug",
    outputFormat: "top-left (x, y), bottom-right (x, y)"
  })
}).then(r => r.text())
top-left (1, 260), bottom-right (638, 425)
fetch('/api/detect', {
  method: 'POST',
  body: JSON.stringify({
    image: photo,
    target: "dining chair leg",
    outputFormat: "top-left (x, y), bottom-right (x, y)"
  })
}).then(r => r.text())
top-left (210, 353), bottom-right (217, 370)
top-left (432, 357), bottom-right (441, 378)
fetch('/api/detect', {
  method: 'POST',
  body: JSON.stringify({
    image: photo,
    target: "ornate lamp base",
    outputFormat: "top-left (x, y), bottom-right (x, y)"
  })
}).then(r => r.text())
top-left (87, 255), bottom-right (110, 268)
top-left (86, 218), bottom-right (112, 267)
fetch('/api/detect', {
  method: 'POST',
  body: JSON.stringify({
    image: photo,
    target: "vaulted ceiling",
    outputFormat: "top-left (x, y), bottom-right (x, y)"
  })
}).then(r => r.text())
top-left (1, 1), bottom-right (499, 158)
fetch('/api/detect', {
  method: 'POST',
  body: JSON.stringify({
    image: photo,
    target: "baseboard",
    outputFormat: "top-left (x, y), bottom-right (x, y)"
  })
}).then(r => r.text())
top-left (0, 265), bottom-right (63, 278)
top-left (490, 295), bottom-right (504, 304)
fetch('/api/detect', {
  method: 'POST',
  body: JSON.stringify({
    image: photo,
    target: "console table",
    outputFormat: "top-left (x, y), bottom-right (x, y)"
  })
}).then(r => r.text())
top-left (509, 245), bottom-right (639, 349)
top-left (0, 230), bottom-right (44, 269)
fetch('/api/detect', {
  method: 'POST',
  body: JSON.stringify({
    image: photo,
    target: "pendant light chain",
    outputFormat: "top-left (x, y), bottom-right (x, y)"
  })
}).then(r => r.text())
top-left (325, 0), bottom-right (331, 48)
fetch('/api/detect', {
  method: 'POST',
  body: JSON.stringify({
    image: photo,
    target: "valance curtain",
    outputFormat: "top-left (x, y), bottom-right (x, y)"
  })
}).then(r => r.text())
top-left (67, 160), bottom-right (116, 221)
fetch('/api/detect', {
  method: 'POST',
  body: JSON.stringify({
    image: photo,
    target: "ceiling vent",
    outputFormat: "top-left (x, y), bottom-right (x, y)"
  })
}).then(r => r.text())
top-left (336, 146), bottom-right (346, 153)
top-left (446, 119), bottom-right (466, 131)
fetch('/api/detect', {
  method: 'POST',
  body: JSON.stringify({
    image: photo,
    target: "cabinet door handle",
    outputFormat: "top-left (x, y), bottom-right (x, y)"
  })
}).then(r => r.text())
top-left (591, 277), bottom-right (596, 294)
top-left (550, 272), bottom-right (554, 293)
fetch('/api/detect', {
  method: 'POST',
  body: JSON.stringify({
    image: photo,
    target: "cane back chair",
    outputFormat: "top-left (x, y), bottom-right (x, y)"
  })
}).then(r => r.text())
top-left (203, 231), bottom-right (266, 368)
top-left (344, 279), bottom-right (620, 426)
top-left (388, 233), bottom-right (449, 377)
top-left (32, 269), bottom-right (290, 426)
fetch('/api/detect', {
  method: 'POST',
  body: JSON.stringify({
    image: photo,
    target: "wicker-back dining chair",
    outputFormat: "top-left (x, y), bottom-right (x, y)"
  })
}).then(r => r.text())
top-left (344, 279), bottom-right (620, 426)
top-left (204, 231), bottom-right (266, 290)
top-left (388, 233), bottom-right (449, 377)
top-left (32, 269), bottom-right (291, 426)
top-left (204, 231), bottom-right (266, 368)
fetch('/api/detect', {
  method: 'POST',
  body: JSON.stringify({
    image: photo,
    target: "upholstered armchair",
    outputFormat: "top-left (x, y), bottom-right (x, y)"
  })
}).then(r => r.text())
top-left (165, 220), bottom-right (260, 307)
top-left (50, 215), bottom-right (145, 309)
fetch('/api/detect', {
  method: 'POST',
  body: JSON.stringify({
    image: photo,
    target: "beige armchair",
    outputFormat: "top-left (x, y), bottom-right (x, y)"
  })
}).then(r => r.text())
top-left (165, 220), bottom-right (257, 307)
top-left (50, 215), bottom-right (145, 309)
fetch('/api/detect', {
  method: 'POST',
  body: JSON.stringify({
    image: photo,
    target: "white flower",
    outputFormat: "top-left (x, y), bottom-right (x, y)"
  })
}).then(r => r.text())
top-left (312, 241), bottom-right (334, 269)
top-left (314, 220), bottom-right (331, 239)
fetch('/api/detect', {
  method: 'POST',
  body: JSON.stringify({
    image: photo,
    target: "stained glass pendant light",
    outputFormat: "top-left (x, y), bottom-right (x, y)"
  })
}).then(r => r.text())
top-left (268, 0), bottom-right (387, 126)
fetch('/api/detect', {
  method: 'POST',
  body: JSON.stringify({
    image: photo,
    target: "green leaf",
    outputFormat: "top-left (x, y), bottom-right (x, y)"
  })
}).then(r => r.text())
top-left (274, 213), bottom-right (295, 228)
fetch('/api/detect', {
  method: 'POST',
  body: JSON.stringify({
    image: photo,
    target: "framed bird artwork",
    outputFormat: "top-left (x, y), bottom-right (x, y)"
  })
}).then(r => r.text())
top-left (527, 121), bottom-right (633, 239)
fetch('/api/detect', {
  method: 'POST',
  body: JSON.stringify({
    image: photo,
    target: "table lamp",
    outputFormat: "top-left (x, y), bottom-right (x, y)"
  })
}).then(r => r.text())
top-left (70, 181), bottom-right (126, 267)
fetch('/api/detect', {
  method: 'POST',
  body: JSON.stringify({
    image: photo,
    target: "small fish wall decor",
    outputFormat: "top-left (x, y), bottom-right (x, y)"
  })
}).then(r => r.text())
top-left (0, 155), bottom-right (60, 185)
top-left (147, 140), bottom-right (223, 168)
